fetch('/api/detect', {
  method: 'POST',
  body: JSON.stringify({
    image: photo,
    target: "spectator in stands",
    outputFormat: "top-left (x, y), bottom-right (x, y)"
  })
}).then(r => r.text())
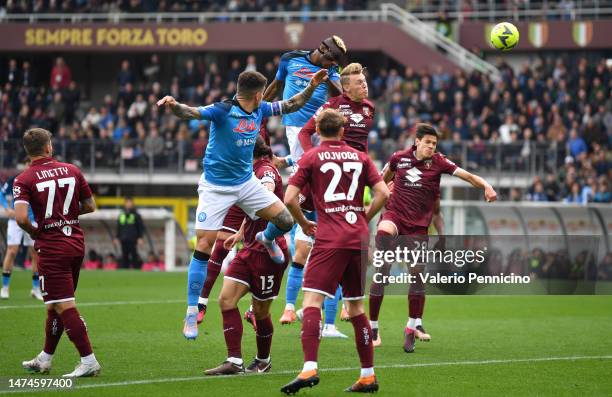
top-left (593, 177), bottom-right (611, 203)
top-left (568, 128), bottom-right (588, 158)
top-left (4, 59), bottom-right (19, 86)
top-left (563, 182), bottom-right (583, 204)
top-left (49, 57), bottom-right (72, 90)
top-left (118, 59), bottom-right (135, 88)
top-left (528, 179), bottom-right (548, 202)
top-left (143, 54), bottom-right (161, 84)
top-left (114, 197), bottom-right (144, 269)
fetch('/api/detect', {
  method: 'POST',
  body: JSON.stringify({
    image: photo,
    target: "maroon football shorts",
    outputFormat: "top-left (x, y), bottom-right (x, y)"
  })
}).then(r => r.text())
top-left (379, 211), bottom-right (429, 237)
top-left (303, 247), bottom-right (366, 300)
top-left (38, 255), bottom-right (84, 304)
top-left (224, 247), bottom-right (289, 301)
top-left (221, 205), bottom-right (246, 234)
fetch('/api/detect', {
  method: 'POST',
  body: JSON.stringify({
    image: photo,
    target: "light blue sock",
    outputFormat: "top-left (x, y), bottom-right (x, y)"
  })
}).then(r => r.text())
top-left (289, 225), bottom-right (297, 256)
top-left (263, 222), bottom-right (289, 241)
top-left (324, 286), bottom-right (343, 325)
top-left (2, 272), bottom-right (10, 288)
top-left (187, 254), bottom-right (208, 306)
top-left (32, 272), bottom-right (39, 289)
top-left (285, 265), bottom-right (304, 306)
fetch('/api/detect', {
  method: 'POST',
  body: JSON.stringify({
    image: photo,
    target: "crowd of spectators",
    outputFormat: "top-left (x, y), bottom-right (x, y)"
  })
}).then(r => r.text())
top-left (1, 0), bottom-right (368, 14)
top-left (0, 52), bottom-right (610, 202)
top-left (0, 0), bottom-right (595, 21)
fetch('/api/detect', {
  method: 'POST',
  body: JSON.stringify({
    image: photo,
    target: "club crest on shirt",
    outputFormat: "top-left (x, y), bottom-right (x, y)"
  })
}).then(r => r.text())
top-left (425, 160), bottom-right (432, 169)
top-left (363, 107), bottom-right (370, 117)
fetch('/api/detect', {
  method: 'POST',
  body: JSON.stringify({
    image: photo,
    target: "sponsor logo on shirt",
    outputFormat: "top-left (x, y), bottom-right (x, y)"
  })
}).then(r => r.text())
top-left (233, 119), bottom-right (257, 133)
top-left (293, 67), bottom-right (315, 79)
top-left (405, 167), bottom-right (422, 183)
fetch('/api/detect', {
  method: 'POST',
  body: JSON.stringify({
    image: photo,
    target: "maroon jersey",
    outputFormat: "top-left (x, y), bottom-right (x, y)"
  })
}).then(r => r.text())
top-left (12, 157), bottom-right (92, 256)
top-left (298, 184), bottom-right (315, 212)
top-left (289, 140), bottom-right (382, 249)
top-left (386, 146), bottom-right (457, 228)
top-left (299, 94), bottom-right (375, 154)
top-left (243, 158), bottom-right (287, 253)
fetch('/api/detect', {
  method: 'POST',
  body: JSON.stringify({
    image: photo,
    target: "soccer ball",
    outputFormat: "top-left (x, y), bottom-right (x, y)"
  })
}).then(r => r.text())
top-left (490, 22), bottom-right (519, 51)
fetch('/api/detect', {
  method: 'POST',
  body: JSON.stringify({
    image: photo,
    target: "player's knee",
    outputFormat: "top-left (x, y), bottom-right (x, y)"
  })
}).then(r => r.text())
top-left (252, 302), bottom-right (270, 320)
top-left (272, 208), bottom-right (294, 232)
top-left (195, 237), bottom-right (214, 254)
top-left (345, 300), bottom-right (364, 318)
top-left (218, 293), bottom-right (237, 311)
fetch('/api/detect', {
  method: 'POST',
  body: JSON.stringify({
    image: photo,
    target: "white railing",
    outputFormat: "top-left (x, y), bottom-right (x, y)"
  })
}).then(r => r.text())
top-left (381, 3), bottom-right (501, 80)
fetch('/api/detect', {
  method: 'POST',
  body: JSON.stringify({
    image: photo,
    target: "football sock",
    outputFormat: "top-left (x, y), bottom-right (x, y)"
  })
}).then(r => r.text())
top-left (360, 367), bottom-right (375, 377)
top-left (324, 286), bottom-right (342, 325)
top-left (407, 317), bottom-right (416, 330)
top-left (200, 240), bottom-right (226, 301)
top-left (222, 308), bottom-right (243, 360)
top-left (263, 222), bottom-right (290, 241)
top-left (301, 307), bottom-right (322, 363)
top-left (60, 307), bottom-right (93, 357)
top-left (351, 313), bottom-right (374, 369)
top-left (419, 295), bottom-right (426, 319)
top-left (369, 295), bottom-right (384, 322)
top-left (370, 320), bottom-right (378, 329)
top-left (187, 250), bottom-right (209, 307)
top-left (415, 318), bottom-right (423, 327)
top-left (285, 263), bottom-right (303, 306)
top-left (255, 315), bottom-right (273, 361)
top-left (43, 309), bottom-right (64, 355)
top-left (32, 272), bottom-right (39, 289)
top-left (2, 272), bottom-right (10, 287)
top-left (408, 294), bottom-right (420, 322)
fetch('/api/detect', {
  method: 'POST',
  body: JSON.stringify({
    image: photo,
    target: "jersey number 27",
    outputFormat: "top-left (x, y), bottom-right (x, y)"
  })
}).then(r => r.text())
top-left (320, 162), bottom-right (363, 203)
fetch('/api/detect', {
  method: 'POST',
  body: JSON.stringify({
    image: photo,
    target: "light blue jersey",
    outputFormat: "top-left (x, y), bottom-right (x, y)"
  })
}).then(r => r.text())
top-left (198, 99), bottom-right (282, 186)
top-left (1, 176), bottom-right (35, 220)
top-left (276, 50), bottom-right (340, 127)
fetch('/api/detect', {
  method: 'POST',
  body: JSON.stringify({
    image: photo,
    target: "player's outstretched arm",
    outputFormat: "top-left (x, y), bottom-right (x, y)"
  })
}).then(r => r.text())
top-left (156, 96), bottom-right (200, 120)
top-left (284, 185), bottom-right (316, 236)
top-left (381, 162), bottom-right (394, 184)
top-left (14, 203), bottom-right (37, 239)
top-left (453, 168), bottom-right (498, 202)
top-left (365, 181), bottom-right (390, 223)
top-left (280, 70), bottom-right (328, 114)
top-left (80, 197), bottom-right (96, 215)
top-left (263, 79), bottom-right (283, 101)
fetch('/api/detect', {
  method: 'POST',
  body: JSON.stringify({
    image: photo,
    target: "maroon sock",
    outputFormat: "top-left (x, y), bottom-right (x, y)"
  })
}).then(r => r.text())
top-left (222, 308), bottom-right (243, 359)
top-left (408, 294), bottom-right (420, 322)
top-left (43, 309), bottom-right (64, 355)
top-left (418, 294), bottom-right (426, 319)
top-left (255, 315), bottom-right (273, 360)
top-left (59, 307), bottom-right (93, 357)
top-left (301, 307), bottom-right (322, 363)
top-left (350, 313), bottom-right (374, 368)
top-left (200, 240), bottom-right (228, 299)
top-left (368, 295), bottom-right (384, 322)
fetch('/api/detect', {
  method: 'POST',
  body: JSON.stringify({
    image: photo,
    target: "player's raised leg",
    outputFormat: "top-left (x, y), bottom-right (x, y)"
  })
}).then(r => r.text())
top-left (255, 202), bottom-right (294, 264)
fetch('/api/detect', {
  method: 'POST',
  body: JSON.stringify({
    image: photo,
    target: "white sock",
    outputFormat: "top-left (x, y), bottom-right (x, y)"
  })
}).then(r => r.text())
top-left (249, 305), bottom-right (253, 311)
top-left (285, 303), bottom-right (295, 311)
top-left (187, 306), bottom-right (198, 315)
top-left (407, 318), bottom-right (416, 330)
top-left (256, 356), bottom-right (270, 363)
top-left (302, 361), bottom-right (317, 372)
top-left (227, 356), bottom-right (243, 365)
top-left (360, 367), bottom-right (375, 377)
top-left (198, 297), bottom-right (208, 306)
top-left (370, 320), bottom-right (379, 329)
top-left (81, 353), bottom-right (97, 365)
top-left (415, 318), bottom-right (422, 327)
top-left (38, 351), bottom-right (53, 362)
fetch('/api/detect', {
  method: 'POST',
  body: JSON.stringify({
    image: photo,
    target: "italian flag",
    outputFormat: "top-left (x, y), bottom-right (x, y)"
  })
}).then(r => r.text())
top-left (572, 22), bottom-right (593, 47)
top-left (528, 23), bottom-right (547, 48)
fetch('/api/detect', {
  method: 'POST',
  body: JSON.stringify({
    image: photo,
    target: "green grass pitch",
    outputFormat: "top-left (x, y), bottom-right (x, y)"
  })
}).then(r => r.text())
top-left (1, 271), bottom-right (611, 396)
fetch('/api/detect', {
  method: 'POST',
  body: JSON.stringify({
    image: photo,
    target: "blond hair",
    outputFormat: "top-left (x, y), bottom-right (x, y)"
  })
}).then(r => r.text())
top-left (340, 62), bottom-right (364, 87)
